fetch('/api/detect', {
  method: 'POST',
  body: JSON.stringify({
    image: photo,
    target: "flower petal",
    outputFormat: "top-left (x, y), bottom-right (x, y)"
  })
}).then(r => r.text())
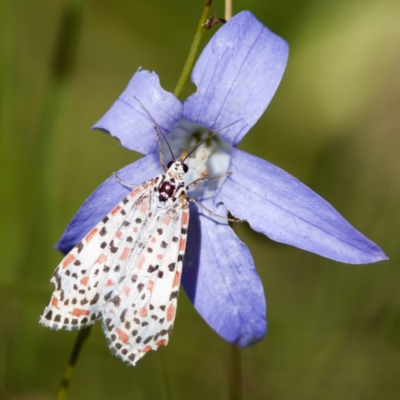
top-left (56, 153), bottom-right (163, 254)
top-left (215, 148), bottom-right (388, 264)
top-left (183, 11), bottom-right (288, 145)
top-left (92, 70), bottom-right (183, 155)
top-left (182, 200), bottom-right (266, 346)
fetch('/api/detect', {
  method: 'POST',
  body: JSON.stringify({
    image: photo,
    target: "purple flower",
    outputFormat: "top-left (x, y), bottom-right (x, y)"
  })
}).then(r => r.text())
top-left (56, 11), bottom-right (387, 347)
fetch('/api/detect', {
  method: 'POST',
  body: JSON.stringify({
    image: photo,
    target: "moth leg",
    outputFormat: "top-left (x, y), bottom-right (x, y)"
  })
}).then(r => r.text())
top-left (188, 197), bottom-right (243, 223)
top-left (113, 172), bottom-right (138, 188)
top-left (186, 172), bottom-right (231, 191)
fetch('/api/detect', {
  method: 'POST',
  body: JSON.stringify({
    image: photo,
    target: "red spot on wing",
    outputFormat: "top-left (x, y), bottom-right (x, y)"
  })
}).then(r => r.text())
top-left (166, 304), bottom-right (175, 322)
top-left (147, 280), bottom-right (154, 292)
top-left (80, 276), bottom-right (89, 286)
top-left (123, 286), bottom-right (130, 296)
top-left (116, 230), bottom-right (123, 239)
top-left (86, 227), bottom-right (98, 242)
top-left (157, 254), bottom-right (163, 260)
top-left (129, 187), bottom-right (141, 198)
top-left (120, 247), bottom-right (130, 261)
top-left (51, 297), bottom-right (59, 307)
top-left (182, 211), bottom-right (189, 226)
top-left (140, 201), bottom-right (148, 214)
top-left (151, 237), bottom-right (156, 243)
top-left (62, 253), bottom-right (75, 269)
top-left (162, 215), bottom-right (171, 225)
top-left (133, 227), bottom-right (138, 233)
top-left (179, 238), bottom-right (186, 251)
top-left (96, 254), bottom-right (107, 264)
top-left (143, 345), bottom-right (152, 353)
top-left (106, 279), bottom-right (115, 287)
top-left (140, 307), bottom-right (147, 317)
top-left (72, 308), bottom-right (90, 317)
top-left (137, 254), bottom-right (145, 269)
top-left (116, 328), bottom-right (129, 344)
top-left (156, 339), bottom-right (166, 347)
top-left (173, 271), bottom-right (180, 288)
top-left (111, 205), bottom-right (121, 215)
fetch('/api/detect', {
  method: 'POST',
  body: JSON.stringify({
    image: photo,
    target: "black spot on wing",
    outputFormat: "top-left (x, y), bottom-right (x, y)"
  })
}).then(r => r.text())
top-left (147, 265), bottom-right (158, 273)
top-left (90, 293), bottom-right (100, 305)
top-left (45, 310), bottom-right (52, 320)
top-left (170, 291), bottom-right (178, 300)
top-left (168, 263), bottom-right (176, 271)
top-left (110, 240), bottom-right (118, 253)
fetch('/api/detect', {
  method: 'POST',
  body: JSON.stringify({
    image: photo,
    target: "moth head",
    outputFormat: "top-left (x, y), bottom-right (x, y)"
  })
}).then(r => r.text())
top-left (166, 152), bottom-right (189, 180)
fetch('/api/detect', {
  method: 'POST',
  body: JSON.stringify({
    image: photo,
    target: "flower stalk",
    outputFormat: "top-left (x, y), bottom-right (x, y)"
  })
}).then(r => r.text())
top-left (225, 0), bottom-right (232, 20)
top-left (173, 0), bottom-right (212, 98)
top-left (57, 327), bottom-right (91, 400)
top-left (229, 343), bottom-right (243, 400)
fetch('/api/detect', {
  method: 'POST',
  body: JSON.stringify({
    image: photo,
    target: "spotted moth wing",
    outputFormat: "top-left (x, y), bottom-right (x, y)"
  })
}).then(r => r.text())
top-left (39, 181), bottom-right (154, 330)
top-left (102, 190), bottom-right (189, 365)
top-left (40, 174), bottom-right (189, 366)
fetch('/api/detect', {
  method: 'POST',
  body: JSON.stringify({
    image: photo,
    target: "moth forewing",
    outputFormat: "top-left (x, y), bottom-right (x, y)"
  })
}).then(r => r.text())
top-left (102, 194), bottom-right (189, 365)
top-left (40, 158), bottom-right (191, 366)
top-left (40, 184), bottom-right (149, 331)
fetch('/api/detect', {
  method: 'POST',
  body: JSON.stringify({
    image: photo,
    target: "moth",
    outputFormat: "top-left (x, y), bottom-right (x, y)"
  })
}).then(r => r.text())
top-left (39, 107), bottom-right (236, 366)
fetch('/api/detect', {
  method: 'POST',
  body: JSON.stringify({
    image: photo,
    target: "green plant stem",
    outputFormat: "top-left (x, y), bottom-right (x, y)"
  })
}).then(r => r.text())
top-left (22, 0), bottom-right (84, 282)
top-left (229, 343), bottom-right (243, 400)
top-left (159, 348), bottom-right (173, 400)
top-left (229, 222), bottom-right (243, 400)
top-left (225, 0), bottom-right (232, 20)
top-left (27, 0), bottom-right (85, 399)
top-left (57, 327), bottom-right (91, 400)
top-left (173, 0), bottom-right (212, 98)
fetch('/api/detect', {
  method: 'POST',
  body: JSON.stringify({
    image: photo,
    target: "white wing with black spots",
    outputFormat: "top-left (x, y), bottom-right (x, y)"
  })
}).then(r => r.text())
top-left (39, 181), bottom-right (154, 330)
top-left (40, 151), bottom-right (204, 367)
top-left (102, 197), bottom-right (189, 365)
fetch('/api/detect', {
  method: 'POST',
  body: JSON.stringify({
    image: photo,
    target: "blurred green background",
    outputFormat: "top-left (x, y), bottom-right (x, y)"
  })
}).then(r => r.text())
top-left (1, 0), bottom-right (399, 399)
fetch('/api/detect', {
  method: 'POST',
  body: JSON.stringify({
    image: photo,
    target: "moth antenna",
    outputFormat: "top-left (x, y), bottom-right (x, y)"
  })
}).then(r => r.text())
top-left (183, 118), bottom-right (244, 162)
top-left (134, 97), bottom-right (175, 162)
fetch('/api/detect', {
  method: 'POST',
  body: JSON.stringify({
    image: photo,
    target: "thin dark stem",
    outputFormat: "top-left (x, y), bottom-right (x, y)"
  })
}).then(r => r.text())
top-left (229, 343), bottom-right (243, 400)
top-left (229, 221), bottom-right (244, 400)
top-left (57, 327), bottom-right (91, 400)
top-left (159, 348), bottom-right (173, 400)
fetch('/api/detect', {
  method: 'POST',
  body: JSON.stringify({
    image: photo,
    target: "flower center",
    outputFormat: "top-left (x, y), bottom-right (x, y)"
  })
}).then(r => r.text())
top-left (163, 120), bottom-right (233, 201)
